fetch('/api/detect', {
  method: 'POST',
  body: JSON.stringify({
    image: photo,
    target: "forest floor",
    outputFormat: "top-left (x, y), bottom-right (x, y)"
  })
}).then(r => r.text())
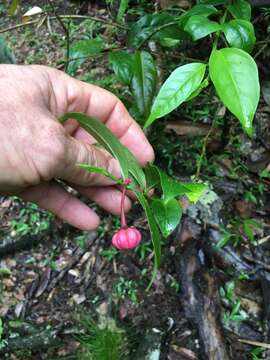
top-left (0, 1), bottom-right (270, 359)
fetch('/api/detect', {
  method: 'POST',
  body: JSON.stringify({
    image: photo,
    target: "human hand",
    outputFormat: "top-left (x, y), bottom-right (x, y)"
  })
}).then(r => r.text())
top-left (0, 65), bottom-right (154, 230)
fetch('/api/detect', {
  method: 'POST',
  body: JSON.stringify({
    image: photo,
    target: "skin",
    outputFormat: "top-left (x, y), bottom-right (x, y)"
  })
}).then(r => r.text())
top-left (0, 65), bottom-right (154, 230)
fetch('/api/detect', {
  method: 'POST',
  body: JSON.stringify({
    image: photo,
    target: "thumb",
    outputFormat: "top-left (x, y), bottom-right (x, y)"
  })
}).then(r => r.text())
top-left (58, 135), bottom-right (121, 186)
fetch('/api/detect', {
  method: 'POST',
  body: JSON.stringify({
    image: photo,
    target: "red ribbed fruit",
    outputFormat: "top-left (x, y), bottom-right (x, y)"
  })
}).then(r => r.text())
top-left (112, 227), bottom-right (141, 250)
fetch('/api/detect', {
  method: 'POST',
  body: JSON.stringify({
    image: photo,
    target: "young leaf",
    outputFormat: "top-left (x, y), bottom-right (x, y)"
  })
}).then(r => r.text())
top-left (136, 191), bottom-right (161, 270)
top-left (222, 20), bottom-right (256, 53)
top-left (159, 170), bottom-right (191, 202)
top-left (228, 0), bottom-right (251, 20)
top-left (209, 48), bottom-right (260, 136)
top-left (152, 198), bottom-right (182, 238)
top-left (184, 15), bottom-right (221, 41)
top-left (145, 63), bottom-right (206, 128)
top-left (180, 182), bottom-right (206, 202)
top-left (67, 38), bottom-right (103, 75)
top-left (59, 112), bottom-right (146, 189)
top-left (131, 51), bottom-right (158, 119)
top-left (77, 164), bottom-right (121, 183)
top-left (109, 51), bottom-right (134, 85)
top-left (179, 4), bottom-right (219, 28)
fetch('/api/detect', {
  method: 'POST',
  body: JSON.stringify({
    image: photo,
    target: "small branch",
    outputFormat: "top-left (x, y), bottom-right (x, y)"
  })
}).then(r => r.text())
top-left (0, 19), bottom-right (39, 34)
top-left (195, 107), bottom-right (220, 179)
top-left (0, 14), bottom-right (126, 35)
top-left (48, 1), bottom-right (71, 72)
top-left (58, 14), bottom-right (126, 30)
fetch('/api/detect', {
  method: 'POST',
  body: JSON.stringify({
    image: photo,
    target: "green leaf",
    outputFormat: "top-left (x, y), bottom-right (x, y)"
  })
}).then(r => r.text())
top-left (117, 0), bottom-right (129, 22)
top-left (131, 51), bottom-right (158, 119)
top-left (9, 0), bottom-right (20, 16)
top-left (136, 191), bottom-right (161, 289)
top-left (0, 36), bottom-right (15, 64)
top-left (180, 182), bottom-right (206, 202)
top-left (145, 63), bottom-right (206, 128)
top-left (209, 48), bottom-right (260, 136)
top-left (186, 77), bottom-right (209, 101)
top-left (59, 112), bottom-right (146, 189)
top-left (184, 15), bottom-right (221, 41)
top-left (77, 164), bottom-right (122, 183)
top-left (152, 198), bottom-right (182, 238)
top-left (109, 51), bottom-right (134, 85)
top-left (197, 0), bottom-right (226, 5)
top-left (67, 38), bottom-right (103, 75)
top-left (159, 170), bottom-right (191, 202)
top-left (222, 20), bottom-right (256, 53)
top-left (179, 4), bottom-right (219, 28)
top-left (145, 164), bottom-right (161, 191)
top-left (128, 12), bottom-right (184, 49)
top-left (228, 0), bottom-right (251, 20)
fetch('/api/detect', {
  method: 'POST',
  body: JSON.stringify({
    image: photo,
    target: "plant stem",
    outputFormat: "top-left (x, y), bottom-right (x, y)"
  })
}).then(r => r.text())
top-left (212, 8), bottom-right (228, 51)
top-left (0, 14), bottom-right (126, 35)
top-left (195, 108), bottom-right (220, 179)
top-left (120, 186), bottom-right (127, 228)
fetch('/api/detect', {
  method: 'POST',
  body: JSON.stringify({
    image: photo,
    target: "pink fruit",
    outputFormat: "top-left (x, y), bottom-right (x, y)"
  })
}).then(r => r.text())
top-left (112, 227), bottom-right (142, 250)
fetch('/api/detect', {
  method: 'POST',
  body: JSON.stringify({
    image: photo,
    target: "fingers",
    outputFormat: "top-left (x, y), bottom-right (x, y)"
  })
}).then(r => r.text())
top-left (47, 69), bottom-right (154, 165)
top-left (77, 186), bottom-right (132, 215)
top-left (20, 182), bottom-right (100, 230)
top-left (58, 135), bottom-right (121, 187)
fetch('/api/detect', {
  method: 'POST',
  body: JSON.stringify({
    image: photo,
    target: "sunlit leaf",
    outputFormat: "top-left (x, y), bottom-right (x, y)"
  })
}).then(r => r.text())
top-left (209, 48), bottom-right (260, 136)
top-left (59, 112), bottom-right (146, 189)
top-left (145, 63), bottom-right (206, 128)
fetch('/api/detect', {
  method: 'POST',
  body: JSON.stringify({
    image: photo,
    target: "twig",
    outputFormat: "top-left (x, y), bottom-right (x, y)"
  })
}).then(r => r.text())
top-left (195, 108), bottom-right (220, 179)
top-left (0, 19), bottom-right (39, 34)
top-left (0, 14), bottom-right (126, 35)
top-left (243, 254), bottom-right (270, 272)
top-left (238, 339), bottom-right (270, 349)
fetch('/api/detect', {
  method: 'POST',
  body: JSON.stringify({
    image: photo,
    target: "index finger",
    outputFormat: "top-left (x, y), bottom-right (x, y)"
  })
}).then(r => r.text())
top-left (46, 68), bottom-right (155, 166)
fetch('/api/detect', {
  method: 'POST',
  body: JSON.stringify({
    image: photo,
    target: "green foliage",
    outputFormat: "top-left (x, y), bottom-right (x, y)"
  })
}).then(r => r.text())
top-left (250, 347), bottom-right (265, 360)
top-left (220, 280), bottom-right (248, 323)
top-left (67, 38), bottom-right (103, 75)
top-left (184, 16), bottom-right (221, 41)
top-left (152, 198), bottom-right (182, 238)
top-left (109, 51), bottom-right (134, 85)
top-left (117, 0), bottom-right (129, 22)
top-left (145, 63), bottom-right (206, 127)
top-left (114, 277), bottom-right (138, 304)
top-left (131, 51), bottom-right (158, 118)
top-left (216, 217), bottom-right (262, 248)
top-left (10, 202), bottom-right (52, 236)
top-left (222, 20), bottom-right (256, 53)
top-left (8, 0), bottom-right (20, 16)
top-left (77, 164), bottom-right (121, 183)
top-left (128, 12), bottom-right (183, 49)
top-left (60, 113), bottom-right (205, 286)
top-left (0, 318), bottom-right (7, 350)
top-left (0, 36), bottom-right (15, 64)
top-left (78, 318), bottom-right (128, 360)
top-left (228, 0), bottom-right (251, 20)
top-left (59, 112), bottom-right (146, 189)
top-left (209, 48), bottom-right (259, 136)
